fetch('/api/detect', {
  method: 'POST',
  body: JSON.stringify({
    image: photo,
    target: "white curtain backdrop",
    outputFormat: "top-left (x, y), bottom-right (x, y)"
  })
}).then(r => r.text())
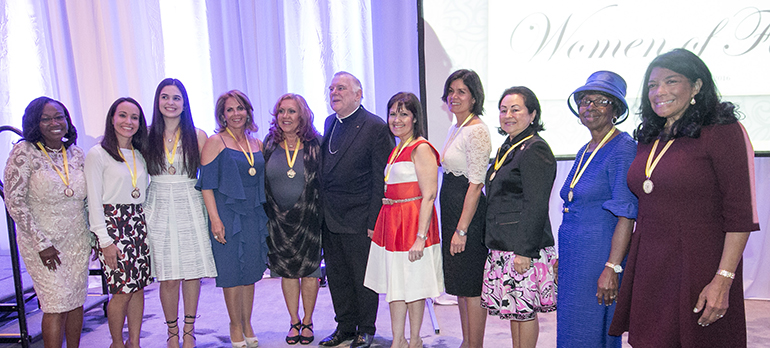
top-left (0, 0), bottom-right (419, 241)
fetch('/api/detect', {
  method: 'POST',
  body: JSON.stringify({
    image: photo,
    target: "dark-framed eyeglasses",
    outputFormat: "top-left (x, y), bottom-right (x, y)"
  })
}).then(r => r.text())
top-left (578, 98), bottom-right (613, 108)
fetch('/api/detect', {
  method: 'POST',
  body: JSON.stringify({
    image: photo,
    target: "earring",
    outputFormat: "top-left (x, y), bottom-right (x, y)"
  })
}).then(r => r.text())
top-left (690, 97), bottom-right (696, 105)
top-left (221, 118), bottom-right (227, 127)
top-left (612, 116), bottom-right (618, 125)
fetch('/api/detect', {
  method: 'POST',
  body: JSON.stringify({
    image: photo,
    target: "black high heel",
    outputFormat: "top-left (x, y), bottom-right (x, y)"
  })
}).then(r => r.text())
top-left (286, 322), bottom-right (302, 345)
top-left (299, 322), bottom-right (314, 345)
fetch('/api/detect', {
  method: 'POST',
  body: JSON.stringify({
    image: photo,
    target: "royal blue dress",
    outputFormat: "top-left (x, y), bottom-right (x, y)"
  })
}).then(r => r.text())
top-left (557, 132), bottom-right (637, 348)
top-left (196, 148), bottom-right (269, 288)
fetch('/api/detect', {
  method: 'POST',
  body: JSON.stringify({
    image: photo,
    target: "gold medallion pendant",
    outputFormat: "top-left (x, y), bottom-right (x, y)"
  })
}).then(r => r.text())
top-left (248, 167), bottom-right (257, 176)
top-left (64, 187), bottom-right (74, 197)
top-left (287, 168), bottom-right (296, 178)
top-left (168, 165), bottom-right (176, 175)
top-left (131, 187), bottom-right (141, 199)
top-left (643, 179), bottom-right (654, 194)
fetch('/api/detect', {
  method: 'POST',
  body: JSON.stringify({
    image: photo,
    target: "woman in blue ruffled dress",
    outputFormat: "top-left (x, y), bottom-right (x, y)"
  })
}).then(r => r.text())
top-left (557, 71), bottom-right (637, 348)
top-left (197, 90), bottom-right (268, 348)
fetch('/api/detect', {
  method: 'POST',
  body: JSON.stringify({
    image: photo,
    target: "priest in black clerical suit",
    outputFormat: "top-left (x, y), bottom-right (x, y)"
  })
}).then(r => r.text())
top-left (319, 71), bottom-right (394, 348)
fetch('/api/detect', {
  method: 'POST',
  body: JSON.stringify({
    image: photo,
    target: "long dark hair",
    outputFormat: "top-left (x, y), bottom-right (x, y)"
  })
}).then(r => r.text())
top-left (146, 78), bottom-right (200, 178)
top-left (101, 97), bottom-right (148, 162)
top-left (636, 48), bottom-right (738, 144)
top-left (21, 97), bottom-right (78, 148)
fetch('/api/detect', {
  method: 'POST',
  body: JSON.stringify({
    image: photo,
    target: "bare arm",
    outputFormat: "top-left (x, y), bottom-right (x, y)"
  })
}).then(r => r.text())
top-left (694, 232), bottom-right (750, 326)
top-left (450, 182), bottom-right (483, 256)
top-left (597, 216), bottom-right (634, 305)
top-left (200, 133), bottom-right (226, 243)
top-left (409, 143), bottom-right (439, 262)
top-left (196, 128), bottom-right (208, 153)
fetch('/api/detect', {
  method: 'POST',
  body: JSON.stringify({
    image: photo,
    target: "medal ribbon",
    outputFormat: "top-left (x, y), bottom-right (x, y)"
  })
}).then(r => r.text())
top-left (645, 138), bottom-right (675, 180)
top-left (384, 135), bottom-right (414, 183)
top-left (492, 134), bottom-right (534, 173)
top-left (164, 130), bottom-right (180, 169)
top-left (225, 128), bottom-right (255, 167)
top-left (36, 142), bottom-right (70, 188)
top-left (569, 128), bottom-right (616, 192)
top-left (440, 113), bottom-right (475, 162)
top-left (117, 146), bottom-right (139, 191)
top-left (284, 137), bottom-right (301, 169)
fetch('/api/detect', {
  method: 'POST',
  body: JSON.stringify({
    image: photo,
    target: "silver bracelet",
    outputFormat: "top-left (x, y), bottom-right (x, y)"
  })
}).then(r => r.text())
top-left (716, 269), bottom-right (735, 279)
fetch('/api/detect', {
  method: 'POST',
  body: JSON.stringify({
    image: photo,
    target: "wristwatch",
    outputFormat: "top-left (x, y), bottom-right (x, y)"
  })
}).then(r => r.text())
top-left (416, 234), bottom-right (428, 241)
top-left (605, 262), bottom-right (623, 273)
top-left (456, 229), bottom-right (467, 237)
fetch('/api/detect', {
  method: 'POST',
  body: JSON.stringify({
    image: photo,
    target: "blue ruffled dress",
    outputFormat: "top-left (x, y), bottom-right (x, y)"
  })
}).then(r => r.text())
top-left (556, 132), bottom-right (637, 348)
top-left (196, 148), bottom-right (269, 288)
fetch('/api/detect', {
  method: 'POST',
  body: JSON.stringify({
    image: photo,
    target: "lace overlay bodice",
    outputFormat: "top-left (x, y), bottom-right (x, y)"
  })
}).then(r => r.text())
top-left (3, 141), bottom-right (91, 312)
top-left (441, 122), bottom-right (492, 184)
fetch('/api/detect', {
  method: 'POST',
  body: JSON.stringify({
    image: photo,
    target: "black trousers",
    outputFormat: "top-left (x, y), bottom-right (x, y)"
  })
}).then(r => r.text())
top-left (322, 223), bottom-right (379, 335)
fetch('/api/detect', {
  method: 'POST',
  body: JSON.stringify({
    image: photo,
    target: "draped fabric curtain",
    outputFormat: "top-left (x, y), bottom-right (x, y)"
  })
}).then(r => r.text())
top-left (0, 0), bottom-right (420, 240)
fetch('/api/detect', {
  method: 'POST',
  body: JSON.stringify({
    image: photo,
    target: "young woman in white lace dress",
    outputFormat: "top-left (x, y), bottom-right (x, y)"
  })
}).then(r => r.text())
top-left (4, 97), bottom-right (90, 348)
top-left (438, 70), bottom-right (492, 348)
top-left (144, 79), bottom-right (216, 348)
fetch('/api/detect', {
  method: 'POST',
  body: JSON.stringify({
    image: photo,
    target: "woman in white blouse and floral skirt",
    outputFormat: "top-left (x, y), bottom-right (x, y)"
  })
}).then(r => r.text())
top-left (85, 97), bottom-right (151, 348)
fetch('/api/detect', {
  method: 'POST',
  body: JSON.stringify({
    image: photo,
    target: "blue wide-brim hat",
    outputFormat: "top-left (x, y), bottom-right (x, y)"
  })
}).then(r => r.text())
top-left (567, 70), bottom-right (629, 124)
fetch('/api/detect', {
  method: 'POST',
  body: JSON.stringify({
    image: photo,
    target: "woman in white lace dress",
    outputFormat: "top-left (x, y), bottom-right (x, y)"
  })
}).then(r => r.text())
top-left (4, 97), bottom-right (91, 347)
top-left (144, 78), bottom-right (216, 348)
top-left (438, 69), bottom-right (492, 348)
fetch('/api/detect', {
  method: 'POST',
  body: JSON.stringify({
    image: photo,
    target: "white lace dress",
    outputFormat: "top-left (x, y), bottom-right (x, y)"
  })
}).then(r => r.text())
top-left (3, 142), bottom-right (91, 313)
top-left (144, 149), bottom-right (217, 281)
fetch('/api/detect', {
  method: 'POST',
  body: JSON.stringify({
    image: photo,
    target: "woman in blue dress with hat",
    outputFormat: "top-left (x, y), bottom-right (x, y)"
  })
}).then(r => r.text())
top-left (556, 71), bottom-right (638, 348)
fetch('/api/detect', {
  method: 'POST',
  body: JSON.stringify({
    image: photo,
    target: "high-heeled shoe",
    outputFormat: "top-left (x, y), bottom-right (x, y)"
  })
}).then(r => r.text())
top-left (231, 341), bottom-right (246, 348)
top-left (182, 315), bottom-right (196, 346)
top-left (286, 322), bottom-right (302, 345)
top-left (245, 335), bottom-right (259, 348)
top-left (166, 318), bottom-right (179, 345)
top-left (299, 322), bottom-right (314, 345)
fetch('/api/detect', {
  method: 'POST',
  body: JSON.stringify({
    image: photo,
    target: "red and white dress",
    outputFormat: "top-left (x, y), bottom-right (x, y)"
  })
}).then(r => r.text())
top-left (364, 139), bottom-right (444, 303)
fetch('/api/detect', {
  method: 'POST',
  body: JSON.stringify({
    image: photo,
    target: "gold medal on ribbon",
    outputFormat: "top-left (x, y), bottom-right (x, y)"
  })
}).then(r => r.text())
top-left (225, 128), bottom-right (257, 176)
top-left (165, 130), bottom-right (180, 175)
top-left (567, 128), bottom-right (616, 202)
top-left (36, 142), bottom-right (74, 198)
top-left (284, 137), bottom-right (301, 179)
top-left (643, 138), bottom-right (675, 195)
top-left (117, 146), bottom-right (141, 199)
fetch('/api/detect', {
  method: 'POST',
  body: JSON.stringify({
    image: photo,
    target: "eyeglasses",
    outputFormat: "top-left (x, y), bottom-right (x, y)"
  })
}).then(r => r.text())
top-left (40, 115), bottom-right (66, 124)
top-left (578, 98), bottom-right (613, 108)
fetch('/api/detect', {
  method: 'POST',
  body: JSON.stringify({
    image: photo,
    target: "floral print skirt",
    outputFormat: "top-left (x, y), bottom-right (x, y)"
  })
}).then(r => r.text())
top-left (481, 246), bottom-right (557, 321)
top-left (95, 204), bottom-right (152, 294)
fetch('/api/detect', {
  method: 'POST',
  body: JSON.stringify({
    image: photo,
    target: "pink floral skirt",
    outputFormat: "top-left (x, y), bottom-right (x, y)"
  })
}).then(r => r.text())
top-left (481, 246), bottom-right (557, 321)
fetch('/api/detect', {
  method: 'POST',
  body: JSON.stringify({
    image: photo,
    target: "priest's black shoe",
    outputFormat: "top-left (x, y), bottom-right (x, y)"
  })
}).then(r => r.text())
top-left (350, 332), bottom-right (374, 348)
top-left (318, 329), bottom-right (355, 346)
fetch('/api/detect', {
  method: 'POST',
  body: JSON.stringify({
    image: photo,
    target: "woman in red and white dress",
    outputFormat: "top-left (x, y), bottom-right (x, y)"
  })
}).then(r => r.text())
top-left (364, 92), bottom-right (443, 348)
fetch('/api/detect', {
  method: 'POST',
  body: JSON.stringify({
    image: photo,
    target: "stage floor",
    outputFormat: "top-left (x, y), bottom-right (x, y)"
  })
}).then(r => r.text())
top-left (1, 274), bottom-right (769, 347)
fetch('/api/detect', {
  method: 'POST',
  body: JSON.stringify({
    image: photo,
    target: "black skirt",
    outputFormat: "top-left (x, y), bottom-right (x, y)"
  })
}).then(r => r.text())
top-left (440, 172), bottom-right (488, 297)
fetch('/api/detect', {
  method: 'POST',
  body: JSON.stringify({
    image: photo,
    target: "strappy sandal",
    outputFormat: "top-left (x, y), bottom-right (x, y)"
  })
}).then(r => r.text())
top-left (299, 322), bottom-right (314, 345)
top-left (285, 321), bottom-right (302, 345)
top-left (166, 318), bottom-right (179, 343)
top-left (183, 315), bottom-right (196, 345)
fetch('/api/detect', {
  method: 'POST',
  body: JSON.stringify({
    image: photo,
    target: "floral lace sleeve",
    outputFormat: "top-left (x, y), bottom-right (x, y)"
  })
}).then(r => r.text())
top-left (464, 124), bottom-right (492, 184)
top-left (3, 142), bottom-right (52, 252)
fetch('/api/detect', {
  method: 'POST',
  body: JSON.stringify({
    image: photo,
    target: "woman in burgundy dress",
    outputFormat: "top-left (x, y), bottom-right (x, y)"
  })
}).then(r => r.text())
top-left (608, 48), bottom-right (759, 347)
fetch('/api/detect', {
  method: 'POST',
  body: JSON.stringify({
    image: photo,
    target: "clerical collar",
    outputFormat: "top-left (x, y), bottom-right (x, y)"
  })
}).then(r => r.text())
top-left (336, 105), bottom-right (361, 122)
